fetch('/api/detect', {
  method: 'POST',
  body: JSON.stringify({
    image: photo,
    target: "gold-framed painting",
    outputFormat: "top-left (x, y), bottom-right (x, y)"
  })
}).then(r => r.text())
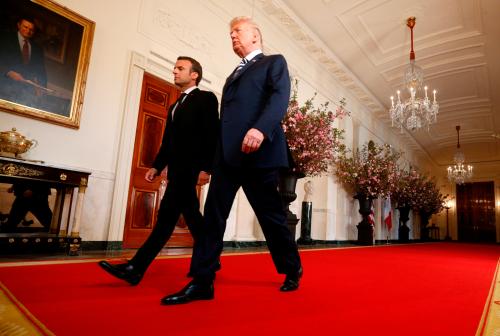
top-left (0, 0), bottom-right (95, 129)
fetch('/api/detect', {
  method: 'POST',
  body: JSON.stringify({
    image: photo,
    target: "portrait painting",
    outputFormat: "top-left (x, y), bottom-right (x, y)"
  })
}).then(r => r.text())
top-left (0, 0), bottom-right (95, 129)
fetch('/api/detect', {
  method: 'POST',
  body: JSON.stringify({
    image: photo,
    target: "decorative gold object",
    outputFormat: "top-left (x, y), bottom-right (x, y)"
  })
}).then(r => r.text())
top-left (80, 177), bottom-right (88, 187)
top-left (60, 173), bottom-right (67, 181)
top-left (0, 128), bottom-right (37, 157)
top-left (0, 163), bottom-right (43, 177)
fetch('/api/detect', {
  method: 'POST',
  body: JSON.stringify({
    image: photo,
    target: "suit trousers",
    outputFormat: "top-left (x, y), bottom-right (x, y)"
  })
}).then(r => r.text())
top-left (3, 194), bottom-right (52, 230)
top-left (130, 177), bottom-right (202, 273)
top-left (191, 161), bottom-right (301, 280)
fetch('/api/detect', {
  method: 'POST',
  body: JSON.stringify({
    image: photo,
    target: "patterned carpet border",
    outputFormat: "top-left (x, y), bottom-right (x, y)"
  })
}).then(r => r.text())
top-left (0, 282), bottom-right (54, 336)
top-left (477, 258), bottom-right (500, 335)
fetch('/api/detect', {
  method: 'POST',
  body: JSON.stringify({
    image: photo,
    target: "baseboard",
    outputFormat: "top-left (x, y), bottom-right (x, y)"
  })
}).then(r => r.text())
top-left (81, 238), bottom-right (428, 251)
top-left (82, 241), bottom-right (122, 251)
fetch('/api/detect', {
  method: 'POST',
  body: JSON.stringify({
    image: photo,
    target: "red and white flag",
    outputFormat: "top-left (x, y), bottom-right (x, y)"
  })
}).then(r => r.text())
top-left (382, 196), bottom-right (392, 231)
top-left (368, 204), bottom-right (375, 226)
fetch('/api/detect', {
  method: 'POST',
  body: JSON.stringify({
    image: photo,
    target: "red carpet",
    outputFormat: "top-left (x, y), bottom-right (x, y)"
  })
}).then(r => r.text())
top-left (0, 243), bottom-right (499, 335)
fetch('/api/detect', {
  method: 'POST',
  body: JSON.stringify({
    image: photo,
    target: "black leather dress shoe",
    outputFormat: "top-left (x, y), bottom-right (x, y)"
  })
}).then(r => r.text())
top-left (161, 280), bottom-right (214, 305)
top-left (98, 260), bottom-right (143, 286)
top-left (280, 266), bottom-right (303, 292)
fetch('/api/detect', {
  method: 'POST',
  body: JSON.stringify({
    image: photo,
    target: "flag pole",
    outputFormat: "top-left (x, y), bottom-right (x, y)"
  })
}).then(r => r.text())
top-left (384, 196), bottom-right (392, 245)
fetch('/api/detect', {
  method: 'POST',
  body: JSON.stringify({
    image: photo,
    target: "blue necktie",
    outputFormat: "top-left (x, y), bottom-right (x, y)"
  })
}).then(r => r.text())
top-left (233, 58), bottom-right (248, 78)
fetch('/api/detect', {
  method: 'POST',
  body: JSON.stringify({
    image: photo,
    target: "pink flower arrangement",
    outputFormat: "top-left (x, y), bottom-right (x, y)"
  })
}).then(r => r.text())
top-left (391, 168), bottom-right (446, 214)
top-left (282, 81), bottom-right (348, 177)
top-left (412, 175), bottom-right (447, 215)
top-left (333, 140), bottom-right (401, 198)
top-left (391, 168), bottom-right (422, 208)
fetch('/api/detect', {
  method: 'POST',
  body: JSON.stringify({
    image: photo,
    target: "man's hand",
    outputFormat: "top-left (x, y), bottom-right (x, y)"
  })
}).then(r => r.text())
top-left (241, 128), bottom-right (264, 154)
top-left (6, 71), bottom-right (24, 82)
top-left (197, 171), bottom-right (210, 186)
top-left (144, 168), bottom-right (158, 182)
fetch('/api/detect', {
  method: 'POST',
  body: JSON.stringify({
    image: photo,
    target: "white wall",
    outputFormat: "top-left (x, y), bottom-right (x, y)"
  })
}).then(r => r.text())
top-left (0, 0), bottom-right (422, 244)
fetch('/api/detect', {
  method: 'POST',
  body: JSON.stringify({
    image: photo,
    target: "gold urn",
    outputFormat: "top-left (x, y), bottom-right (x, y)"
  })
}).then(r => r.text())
top-left (0, 128), bottom-right (37, 157)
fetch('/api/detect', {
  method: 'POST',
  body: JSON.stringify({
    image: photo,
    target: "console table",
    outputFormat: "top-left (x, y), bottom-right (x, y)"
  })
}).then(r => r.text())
top-left (0, 156), bottom-right (91, 255)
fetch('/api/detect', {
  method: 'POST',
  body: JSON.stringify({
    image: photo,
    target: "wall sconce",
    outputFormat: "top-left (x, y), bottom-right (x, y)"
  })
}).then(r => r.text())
top-left (445, 199), bottom-right (452, 209)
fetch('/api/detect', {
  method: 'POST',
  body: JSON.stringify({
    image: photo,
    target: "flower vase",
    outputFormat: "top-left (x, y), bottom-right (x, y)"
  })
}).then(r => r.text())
top-left (419, 211), bottom-right (431, 241)
top-left (397, 206), bottom-right (411, 242)
top-left (354, 193), bottom-right (374, 246)
top-left (278, 170), bottom-right (304, 238)
top-left (297, 201), bottom-right (313, 245)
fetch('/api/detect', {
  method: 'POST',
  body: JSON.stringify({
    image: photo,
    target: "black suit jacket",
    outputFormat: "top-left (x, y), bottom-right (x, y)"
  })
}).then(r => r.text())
top-left (153, 88), bottom-right (219, 182)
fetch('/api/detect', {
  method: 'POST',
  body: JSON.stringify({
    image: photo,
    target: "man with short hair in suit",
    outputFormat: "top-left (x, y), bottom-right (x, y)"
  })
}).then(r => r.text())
top-left (98, 56), bottom-right (219, 285)
top-left (0, 16), bottom-right (47, 108)
top-left (161, 16), bottom-right (303, 305)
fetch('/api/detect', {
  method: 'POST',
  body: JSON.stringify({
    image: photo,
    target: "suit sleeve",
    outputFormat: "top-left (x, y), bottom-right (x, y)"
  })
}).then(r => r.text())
top-left (152, 109), bottom-right (174, 171)
top-left (199, 92), bottom-right (220, 173)
top-left (253, 55), bottom-right (291, 142)
top-left (0, 33), bottom-right (14, 76)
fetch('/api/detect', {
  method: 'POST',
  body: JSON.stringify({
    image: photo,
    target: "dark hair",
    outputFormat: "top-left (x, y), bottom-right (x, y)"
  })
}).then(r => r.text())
top-left (177, 56), bottom-right (203, 86)
top-left (17, 16), bottom-right (36, 26)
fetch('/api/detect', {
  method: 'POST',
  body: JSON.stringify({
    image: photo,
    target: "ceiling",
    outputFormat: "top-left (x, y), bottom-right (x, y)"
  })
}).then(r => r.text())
top-left (264, 0), bottom-right (500, 176)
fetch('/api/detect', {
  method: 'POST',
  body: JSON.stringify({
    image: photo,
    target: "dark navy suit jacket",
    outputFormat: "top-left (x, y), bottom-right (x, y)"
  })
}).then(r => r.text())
top-left (219, 53), bottom-right (291, 168)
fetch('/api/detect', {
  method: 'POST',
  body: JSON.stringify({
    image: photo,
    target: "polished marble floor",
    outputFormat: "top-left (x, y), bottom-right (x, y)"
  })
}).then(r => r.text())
top-left (0, 242), bottom-right (362, 264)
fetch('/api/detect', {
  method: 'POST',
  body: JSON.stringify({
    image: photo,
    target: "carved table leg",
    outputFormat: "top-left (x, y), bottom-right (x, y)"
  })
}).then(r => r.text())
top-left (67, 178), bottom-right (88, 255)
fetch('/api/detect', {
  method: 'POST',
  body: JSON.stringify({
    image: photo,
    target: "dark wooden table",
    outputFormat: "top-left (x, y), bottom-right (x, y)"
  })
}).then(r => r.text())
top-left (0, 155), bottom-right (91, 255)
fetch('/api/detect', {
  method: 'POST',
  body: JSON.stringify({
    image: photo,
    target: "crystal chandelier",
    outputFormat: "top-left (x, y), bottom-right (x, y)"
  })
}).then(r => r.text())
top-left (447, 126), bottom-right (473, 185)
top-left (389, 17), bottom-right (439, 132)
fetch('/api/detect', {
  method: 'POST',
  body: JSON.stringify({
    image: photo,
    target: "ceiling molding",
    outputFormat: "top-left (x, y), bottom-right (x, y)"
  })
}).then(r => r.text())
top-left (254, 0), bottom-right (430, 158)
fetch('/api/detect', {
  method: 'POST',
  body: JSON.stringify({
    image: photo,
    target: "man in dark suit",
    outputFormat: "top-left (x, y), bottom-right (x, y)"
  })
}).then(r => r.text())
top-left (161, 17), bottom-right (302, 305)
top-left (98, 56), bottom-right (219, 285)
top-left (0, 16), bottom-right (47, 108)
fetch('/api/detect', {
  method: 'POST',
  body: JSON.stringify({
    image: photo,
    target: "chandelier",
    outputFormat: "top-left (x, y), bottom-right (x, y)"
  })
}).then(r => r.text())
top-left (447, 125), bottom-right (473, 185)
top-left (389, 17), bottom-right (439, 132)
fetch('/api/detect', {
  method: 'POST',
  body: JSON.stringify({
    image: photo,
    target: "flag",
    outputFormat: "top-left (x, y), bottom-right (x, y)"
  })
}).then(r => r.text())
top-left (368, 203), bottom-right (375, 226)
top-left (383, 196), bottom-right (392, 231)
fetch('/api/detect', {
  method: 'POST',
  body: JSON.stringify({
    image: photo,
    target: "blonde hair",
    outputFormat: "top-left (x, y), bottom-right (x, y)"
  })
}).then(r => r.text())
top-left (230, 16), bottom-right (263, 47)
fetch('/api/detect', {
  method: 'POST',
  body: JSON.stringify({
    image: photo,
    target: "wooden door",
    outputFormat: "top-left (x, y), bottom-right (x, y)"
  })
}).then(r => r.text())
top-left (122, 73), bottom-right (195, 248)
top-left (456, 181), bottom-right (496, 242)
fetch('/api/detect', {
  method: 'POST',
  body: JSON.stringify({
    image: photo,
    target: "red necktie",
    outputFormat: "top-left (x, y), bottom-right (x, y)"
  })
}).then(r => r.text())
top-left (22, 39), bottom-right (29, 64)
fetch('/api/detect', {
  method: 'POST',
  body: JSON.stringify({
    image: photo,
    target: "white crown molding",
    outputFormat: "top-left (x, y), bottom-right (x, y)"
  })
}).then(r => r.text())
top-left (255, 0), bottom-right (437, 166)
